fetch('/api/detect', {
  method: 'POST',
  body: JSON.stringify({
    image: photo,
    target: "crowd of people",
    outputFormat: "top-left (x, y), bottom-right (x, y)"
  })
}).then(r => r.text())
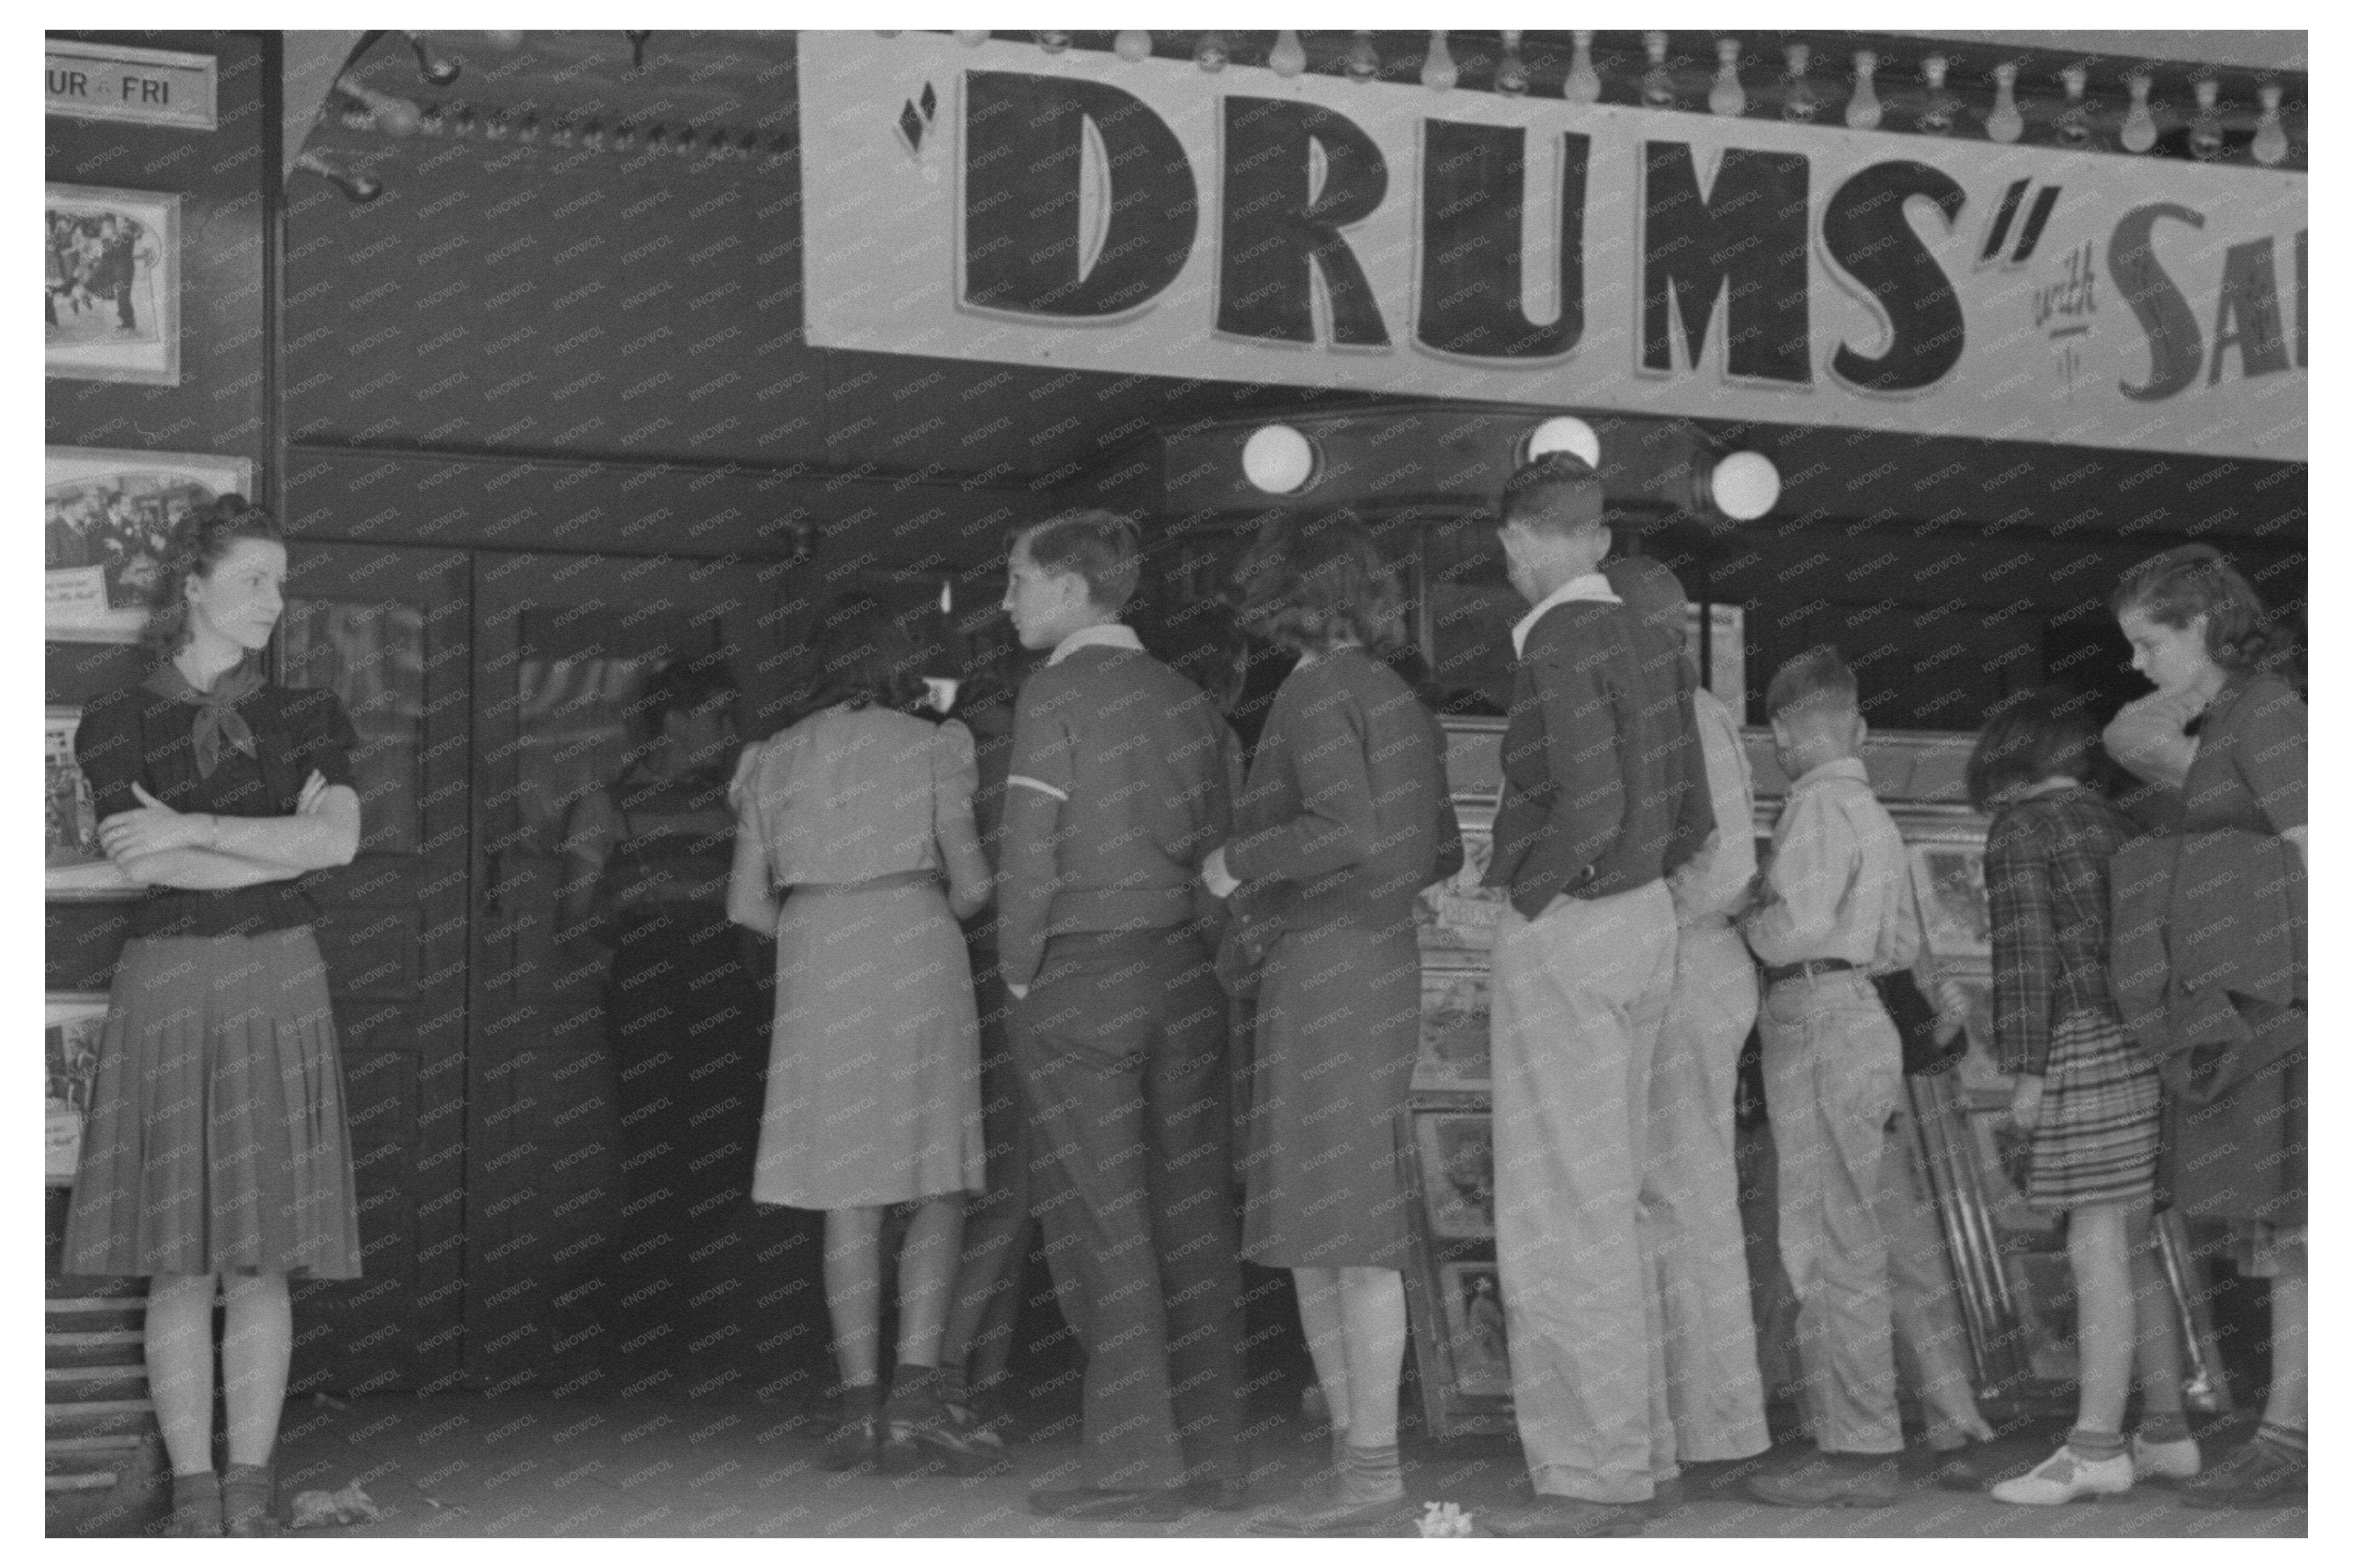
top-left (59, 454), bottom-right (2305, 1536)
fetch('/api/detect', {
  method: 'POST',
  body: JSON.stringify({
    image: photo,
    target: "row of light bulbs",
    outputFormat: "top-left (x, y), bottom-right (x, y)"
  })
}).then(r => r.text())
top-left (966, 30), bottom-right (2296, 164)
top-left (1241, 417), bottom-right (1783, 523)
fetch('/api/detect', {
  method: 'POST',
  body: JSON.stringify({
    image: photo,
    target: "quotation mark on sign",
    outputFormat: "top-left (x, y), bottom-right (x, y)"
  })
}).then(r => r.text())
top-left (1981, 179), bottom-right (2063, 266)
top-left (895, 82), bottom-right (939, 156)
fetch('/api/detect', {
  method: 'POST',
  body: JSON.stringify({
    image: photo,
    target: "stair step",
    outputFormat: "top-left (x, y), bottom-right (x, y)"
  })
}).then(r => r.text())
top-left (47, 1472), bottom-right (119, 1493)
top-left (48, 1329), bottom-right (144, 1367)
top-left (46, 1297), bottom-right (145, 1316)
top-left (46, 1400), bottom-right (158, 1440)
top-left (48, 1434), bottom-right (148, 1457)
top-left (46, 1366), bottom-right (148, 1400)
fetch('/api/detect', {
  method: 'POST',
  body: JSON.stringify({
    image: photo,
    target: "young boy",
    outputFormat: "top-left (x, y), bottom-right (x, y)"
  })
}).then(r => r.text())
top-left (1739, 647), bottom-right (1918, 1508)
top-left (996, 509), bottom-right (1249, 1522)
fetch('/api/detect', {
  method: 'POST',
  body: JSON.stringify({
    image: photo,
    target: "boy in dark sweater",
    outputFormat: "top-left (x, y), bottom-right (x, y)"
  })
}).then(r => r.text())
top-left (997, 509), bottom-right (1249, 1521)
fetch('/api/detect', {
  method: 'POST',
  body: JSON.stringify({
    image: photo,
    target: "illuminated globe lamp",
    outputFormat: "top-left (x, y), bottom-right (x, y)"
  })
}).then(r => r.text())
top-left (1242, 424), bottom-right (1320, 495)
top-left (1521, 415), bottom-right (1601, 470)
top-left (1699, 450), bottom-right (1781, 521)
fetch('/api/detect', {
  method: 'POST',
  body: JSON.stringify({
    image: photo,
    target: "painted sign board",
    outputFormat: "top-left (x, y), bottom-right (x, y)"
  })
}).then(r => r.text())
top-left (799, 33), bottom-right (2305, 463)
top-left (46, 40), bottom-right (217, 131)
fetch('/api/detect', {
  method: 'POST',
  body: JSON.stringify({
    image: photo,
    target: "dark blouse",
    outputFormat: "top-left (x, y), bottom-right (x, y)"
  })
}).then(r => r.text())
top-left (74, 680), bottom-right (359, 939)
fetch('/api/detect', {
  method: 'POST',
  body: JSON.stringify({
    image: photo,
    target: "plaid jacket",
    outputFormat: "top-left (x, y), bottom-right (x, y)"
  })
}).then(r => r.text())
top-left (1984, 785), bottom-right (2138, 1076)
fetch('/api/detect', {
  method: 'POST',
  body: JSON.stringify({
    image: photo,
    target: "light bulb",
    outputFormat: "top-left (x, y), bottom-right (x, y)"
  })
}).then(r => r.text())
top-left (338, 79), bottom-right (422, 137)
top-left (953, 30), bottom-right (989, 48)
top-left (1269, 30), bottom-right (1305, 78)
top-left (1566, 30), bottom-right (1601, 104)
top-left (1709, 452), bottom-right (1780, 521)
top-left (1035, 31), bottom-right (1070, 56)
top-left (1641, 32), bottom-right (1675, 109)
top-left (2056, 65), bottom-right (2092, 149)
top-left (1195, 32), bottom-right (1229, 72)
top-left (1847, 50), bottom-right (1882, 129)
top-left (1114, 30), bottom-right (1152, 64)
top-left (482, 31), bottom-right (524, 50)
top-left (1495, 30), bottom-right (1527, 95)
top-left (1986, 62), bottom-right (2023, 143)
top-left (1344, 30), bottom-right (1380, 82)
top-left (1918, 54), bottom-right (1957, 135)
top-left (2189, 79), bottom-right (2224, 160)
top-left (1709, 39), bottom-right (1745, 117)
top-left (1524, 417), bottom-right (1600, 469)
top-left (1782, 43), bottom-right (1819, 123)
top-left (1242, 426), bottom-right (1318, 494)
top-left (1423, 31), bottom-right (1456, 92)
top-left (2252, 82), bottom-right (2289, 166)
top-left (2120, 72), bottom-right (2157, 153)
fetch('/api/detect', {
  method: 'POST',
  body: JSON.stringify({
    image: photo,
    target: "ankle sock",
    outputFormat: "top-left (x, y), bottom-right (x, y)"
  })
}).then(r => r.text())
top-left (2067, 1427), bottom-right (2127, 1462)
top-left (2255, 1421), bottom-right (2306, 1458)
top-left (1340, 1439), bottom-right (1403, 1501)
top-left (938, 1364), bottom-right (969, 1410)
top-left (839, 1381), bottom-right (882, 1421)
top-left (2137, 1411), bottom-right (2192, 1445)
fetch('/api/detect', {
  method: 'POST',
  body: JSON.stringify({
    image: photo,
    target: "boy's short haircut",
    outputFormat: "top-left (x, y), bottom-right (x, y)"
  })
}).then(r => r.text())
top-left (1011, 509), bottom-right (1142, 613)
top-left (1497, 452), bottom-right (1605, 539)
top-left (1765, 645), bottom-right (1858, 722)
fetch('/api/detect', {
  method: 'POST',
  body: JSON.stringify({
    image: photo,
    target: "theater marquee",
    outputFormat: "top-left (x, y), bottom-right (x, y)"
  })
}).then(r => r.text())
top-left (798, 33), bottom-right (2306, 464)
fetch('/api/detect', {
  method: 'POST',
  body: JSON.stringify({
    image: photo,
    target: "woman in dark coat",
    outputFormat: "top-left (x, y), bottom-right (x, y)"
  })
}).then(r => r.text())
top-left (2106, 545), bottom-right (2306, 1508)
top-left (1201, 511), bottom-right (1462, 1534)
top-left (65, 498), bottom-right (364, 1535)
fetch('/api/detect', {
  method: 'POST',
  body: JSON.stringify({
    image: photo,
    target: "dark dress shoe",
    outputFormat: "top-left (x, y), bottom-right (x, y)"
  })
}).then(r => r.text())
top-left (1028, 1485), bottom-right (1185, 1522)
top-left (2180, 1439), bottom-right (2306, 1509)
top-left (879, 1400), bottom-right (1010, 1478)
top-left (819, 1413), bottom-right (882, 1473)
top-left (1483, 1498), bottom-right (1650, 1537)
top-left (1182, 1476), bottom-right (1254, 1512)
top-left (1922, 1439), bottom-right (2001, 1493)
top-left (1247, 1484), bottom-right (1412, 1536)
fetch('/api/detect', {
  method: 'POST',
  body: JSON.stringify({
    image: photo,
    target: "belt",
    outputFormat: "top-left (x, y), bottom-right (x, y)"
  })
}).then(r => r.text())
top-left (791, 869), bottom-right (939, 897)
top-left (1761, 957), bottom-right (1858, 987)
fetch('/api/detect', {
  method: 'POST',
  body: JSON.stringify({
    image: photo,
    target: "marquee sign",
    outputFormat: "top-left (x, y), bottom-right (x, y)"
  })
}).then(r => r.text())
top-left (798, 33), bottom-right (2306, 464)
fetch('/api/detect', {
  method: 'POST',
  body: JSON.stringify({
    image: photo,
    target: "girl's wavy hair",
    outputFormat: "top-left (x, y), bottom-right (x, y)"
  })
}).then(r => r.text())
top-left (2110, 543), bottom-right (2274, 672)
top-left (141, 493), bottom-right (284, 660)
top-left (1228, 508), bottom-right (1405, 656)
top-left (800, 594), bottom-right (933, 716)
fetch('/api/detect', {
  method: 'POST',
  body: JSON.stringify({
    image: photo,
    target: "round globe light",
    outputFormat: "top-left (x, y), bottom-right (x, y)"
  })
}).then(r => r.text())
top-left (1242, 424), bottom-right (1318, 494)
top-left (1709, 451), bottom-right (1780, 521)
top-left (1524, 416), bottom-right (1600, 470)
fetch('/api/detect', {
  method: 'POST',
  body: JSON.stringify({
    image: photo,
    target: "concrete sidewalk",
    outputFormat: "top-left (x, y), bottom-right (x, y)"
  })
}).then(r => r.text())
top-left (268, 1389), bottom-right (2307, 1539)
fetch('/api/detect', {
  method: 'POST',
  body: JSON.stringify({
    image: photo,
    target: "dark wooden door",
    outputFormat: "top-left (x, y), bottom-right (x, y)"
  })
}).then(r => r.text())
top-left (275, 543), bottom-right (472, 1395)
top-left (463, 550), bottom-right (784, 1391)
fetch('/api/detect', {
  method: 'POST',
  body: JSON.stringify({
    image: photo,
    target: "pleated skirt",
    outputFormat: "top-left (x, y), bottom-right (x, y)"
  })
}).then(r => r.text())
top-left (62, 929), bottom-right (361, 1279)
top-left (2023, 1010), bottom-right (2161, 1211)
top-left (751, 879), bottom-right (983, 1210)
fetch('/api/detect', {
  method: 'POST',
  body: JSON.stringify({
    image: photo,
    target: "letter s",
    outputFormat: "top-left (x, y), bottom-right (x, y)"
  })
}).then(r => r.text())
top-left (2107, 202), bottom-right (2205, 402)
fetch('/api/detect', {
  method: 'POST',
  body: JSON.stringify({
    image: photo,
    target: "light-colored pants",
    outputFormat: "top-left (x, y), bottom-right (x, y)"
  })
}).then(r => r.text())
top-left (1757, 969), bottom-right (1905, 1455)
top-left (1489, 883), bottom-right (1678, 1504)
top-left (1646, 917), bottom-right (1771, 1462)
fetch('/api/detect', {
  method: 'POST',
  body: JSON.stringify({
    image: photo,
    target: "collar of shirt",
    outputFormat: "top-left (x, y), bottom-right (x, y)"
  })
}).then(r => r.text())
top-left (1046, 622), bottom-right (1143, 666)
top-left (1785, 755), bottom-right (1871, 795)
top-left (1510, 573), bottom-right (1619, 658)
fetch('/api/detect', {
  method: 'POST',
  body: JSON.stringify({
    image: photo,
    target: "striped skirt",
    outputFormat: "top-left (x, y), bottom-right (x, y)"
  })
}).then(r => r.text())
top-left (2023, 1011), bottom-right (2161, 1211)
top-left (61, 929), bottom-right (361, 1280)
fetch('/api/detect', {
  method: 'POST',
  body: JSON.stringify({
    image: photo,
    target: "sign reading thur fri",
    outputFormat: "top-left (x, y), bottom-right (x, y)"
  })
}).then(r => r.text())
top-left (46, 41), bottom-right (216, 132)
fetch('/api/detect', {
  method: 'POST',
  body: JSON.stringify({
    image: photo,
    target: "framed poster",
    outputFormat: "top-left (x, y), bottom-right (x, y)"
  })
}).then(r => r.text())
top-left (1910, 839), bottom-right (1992, 961)
top-left (1413, 967), bottom-right (1490, 1094)
top-left (47, 446), bottom-right (250, 641)
top-left (48, 994), bottom-right (111, 1185)
top-left (1412, 1109), bottom-right (1495, 1241)
top-left (1416, 809), bottom-right (1505, 956)
top-left (1437, 1262), bottom-right (1513, 1399)
top-left (46, 706), bottom-right (137, 899)
top-left (1437, 715), bottom-right (1503, 806)
top-left (46, 184), bottom-right (180, 385)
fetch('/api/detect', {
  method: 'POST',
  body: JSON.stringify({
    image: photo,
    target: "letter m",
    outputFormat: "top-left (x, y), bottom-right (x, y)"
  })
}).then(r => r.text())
top-left (1639, 142), bottom-right (1811, 383)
